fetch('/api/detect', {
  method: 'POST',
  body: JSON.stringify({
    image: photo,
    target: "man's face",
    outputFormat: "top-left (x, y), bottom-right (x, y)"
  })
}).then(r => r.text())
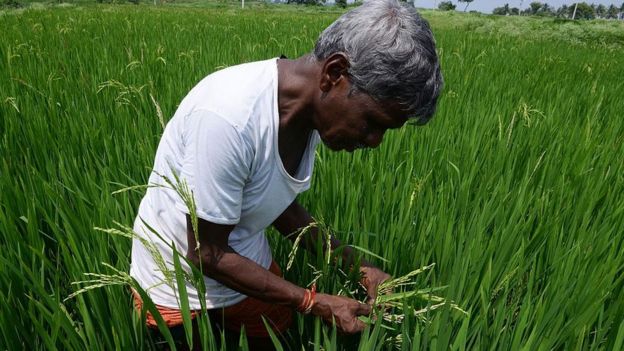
top-left (314, 82), bottom-right (409, 152)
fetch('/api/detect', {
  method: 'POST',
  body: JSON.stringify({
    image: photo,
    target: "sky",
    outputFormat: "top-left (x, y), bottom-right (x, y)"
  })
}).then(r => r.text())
top-left (414, 0), bottom-right (623, 13)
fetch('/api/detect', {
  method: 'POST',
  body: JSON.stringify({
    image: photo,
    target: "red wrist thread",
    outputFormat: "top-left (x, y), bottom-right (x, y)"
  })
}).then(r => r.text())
top-left (297, 283), bottom-right (316, 314)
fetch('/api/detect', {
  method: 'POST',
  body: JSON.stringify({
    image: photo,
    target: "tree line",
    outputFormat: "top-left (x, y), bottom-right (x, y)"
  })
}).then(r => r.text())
top-left (438, 1), bottom-right (624, 19)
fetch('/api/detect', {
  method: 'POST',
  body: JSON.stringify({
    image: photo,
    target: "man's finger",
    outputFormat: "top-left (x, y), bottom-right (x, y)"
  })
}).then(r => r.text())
top-left (367, 287), bottom-right (378, 303)
top-left (353, 318), bottom-right (367, 333)
top-left (356, 302), bottom-right (372, 315)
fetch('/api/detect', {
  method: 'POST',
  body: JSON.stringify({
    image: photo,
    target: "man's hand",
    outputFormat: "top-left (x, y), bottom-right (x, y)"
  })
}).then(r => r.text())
top-left (311, 293), bottom-right (371, 334)
top-left (359, 266), bottom-right (391, 305)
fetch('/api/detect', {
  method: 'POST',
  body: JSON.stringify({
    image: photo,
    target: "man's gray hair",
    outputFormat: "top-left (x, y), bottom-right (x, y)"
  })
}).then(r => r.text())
top-left (314, 0), bottom-right (443, 124)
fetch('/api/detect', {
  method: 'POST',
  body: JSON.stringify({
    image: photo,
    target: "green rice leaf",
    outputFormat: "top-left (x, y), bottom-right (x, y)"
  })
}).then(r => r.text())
top-left (172, 245), bottom-right (193, 349)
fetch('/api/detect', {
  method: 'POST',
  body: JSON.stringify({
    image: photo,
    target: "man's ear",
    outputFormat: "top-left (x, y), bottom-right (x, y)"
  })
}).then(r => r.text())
top-left (319, 53), bottom-right (350, 93)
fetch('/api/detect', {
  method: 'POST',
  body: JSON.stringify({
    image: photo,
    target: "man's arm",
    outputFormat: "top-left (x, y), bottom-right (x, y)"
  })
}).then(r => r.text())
top-left (272, 200), bottom-right (391, 303)
top-left (185, 214), bottom-right (371, 334)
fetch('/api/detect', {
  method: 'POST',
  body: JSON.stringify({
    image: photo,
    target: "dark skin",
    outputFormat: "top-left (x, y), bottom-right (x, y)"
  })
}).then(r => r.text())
top-left (186, 53), bottom-right (410, 338)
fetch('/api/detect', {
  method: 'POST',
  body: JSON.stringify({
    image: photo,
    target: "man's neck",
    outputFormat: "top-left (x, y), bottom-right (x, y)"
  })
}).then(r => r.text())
top-left (277, 55), bottom-right (318, 140)
top-left (276, 55), bottom-right (319, 175)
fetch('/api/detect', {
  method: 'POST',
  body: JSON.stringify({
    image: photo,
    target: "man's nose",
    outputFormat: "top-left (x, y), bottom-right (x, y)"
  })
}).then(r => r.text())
top-left (366, 130), bottom-right (385, 148)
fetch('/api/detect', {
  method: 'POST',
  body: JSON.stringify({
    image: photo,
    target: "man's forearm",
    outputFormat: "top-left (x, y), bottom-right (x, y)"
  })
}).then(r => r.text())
top-left (188, 248), bottom-right (306, 307)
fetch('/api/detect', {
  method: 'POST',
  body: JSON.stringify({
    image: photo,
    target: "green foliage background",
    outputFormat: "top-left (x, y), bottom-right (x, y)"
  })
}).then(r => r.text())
top-left (1, 4), bottom-right (623, 350)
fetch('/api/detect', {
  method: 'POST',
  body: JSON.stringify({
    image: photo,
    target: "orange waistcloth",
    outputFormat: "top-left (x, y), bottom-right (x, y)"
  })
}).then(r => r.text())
top-left (132, 261), bottom-right (293, 338)
top-left (131, 289), bottom-right (198, 328)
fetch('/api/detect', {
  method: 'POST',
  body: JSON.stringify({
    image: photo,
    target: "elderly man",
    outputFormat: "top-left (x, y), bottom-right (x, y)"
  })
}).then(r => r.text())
top-left (130, 0), bottom-right (442, 347)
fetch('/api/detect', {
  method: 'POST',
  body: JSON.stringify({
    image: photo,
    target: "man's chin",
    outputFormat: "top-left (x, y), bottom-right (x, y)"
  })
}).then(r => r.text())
top-left (321, 139), bottom-right (344, 152)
